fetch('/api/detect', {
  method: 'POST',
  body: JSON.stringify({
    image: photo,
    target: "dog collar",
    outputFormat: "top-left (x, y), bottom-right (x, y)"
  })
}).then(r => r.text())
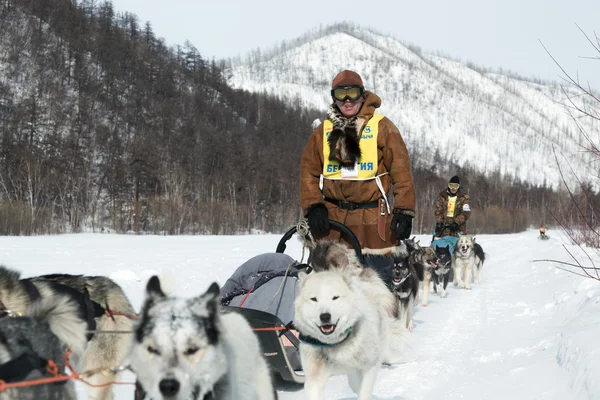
top-left (298, 327), bottom-right (353, 347)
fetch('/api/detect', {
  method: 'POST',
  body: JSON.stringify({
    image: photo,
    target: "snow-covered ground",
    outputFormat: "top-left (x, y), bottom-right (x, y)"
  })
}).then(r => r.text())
top-left (0, 230), bottom-right (598, 399)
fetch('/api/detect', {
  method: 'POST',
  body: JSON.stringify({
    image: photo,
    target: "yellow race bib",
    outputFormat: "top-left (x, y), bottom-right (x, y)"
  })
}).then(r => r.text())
top-left (322, 114), bottom-right (384, 179)
top-left (446, 196), bottom-right (457, 217)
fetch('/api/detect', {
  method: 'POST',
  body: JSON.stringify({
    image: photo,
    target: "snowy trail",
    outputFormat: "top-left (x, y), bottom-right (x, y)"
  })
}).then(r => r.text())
top-left (1, 230), bottom-right (595, 399)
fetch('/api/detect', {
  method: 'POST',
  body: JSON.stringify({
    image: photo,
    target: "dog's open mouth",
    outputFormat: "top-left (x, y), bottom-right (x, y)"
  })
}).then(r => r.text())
top-left (393, 276), bottom-right (402, 285)
top-left (319, 324), bottom-right (337, 335)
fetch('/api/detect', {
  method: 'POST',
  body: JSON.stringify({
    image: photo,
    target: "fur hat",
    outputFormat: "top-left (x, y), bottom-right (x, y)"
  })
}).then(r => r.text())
top-left (449, 175), bottom-right (460, 185)
top-left (331, 70), bottom-right (363, 88)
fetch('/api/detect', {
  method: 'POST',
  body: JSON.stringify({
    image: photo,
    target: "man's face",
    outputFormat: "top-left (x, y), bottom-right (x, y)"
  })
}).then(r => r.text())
top-left (448, 182), bottom-right (459, 194)
top-left (335, 97), bottom-right (365, 118)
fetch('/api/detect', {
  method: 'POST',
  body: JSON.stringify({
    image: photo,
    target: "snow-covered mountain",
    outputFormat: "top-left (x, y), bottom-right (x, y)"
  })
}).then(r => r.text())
top-left (225, 23), bottom-right (599, 189)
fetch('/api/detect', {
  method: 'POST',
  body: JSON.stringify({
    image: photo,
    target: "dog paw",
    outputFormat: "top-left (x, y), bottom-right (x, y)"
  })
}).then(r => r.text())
top-left (440, 292), bottom-right (447, 298)
top-left (408, 321), bottom-right (414, 331)
top-left (465, 287), bottom-right (472, 290)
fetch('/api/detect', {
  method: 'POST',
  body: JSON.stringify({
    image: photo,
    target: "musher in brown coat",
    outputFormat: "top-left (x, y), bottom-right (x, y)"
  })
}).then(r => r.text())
top-left (434, 175), bottom-right (471, 237)
top-left (299, 70), bottom-right (416, 249)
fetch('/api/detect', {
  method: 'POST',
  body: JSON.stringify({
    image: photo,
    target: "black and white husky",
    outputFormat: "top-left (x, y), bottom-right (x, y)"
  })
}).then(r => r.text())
top-left (129, 276), bottom-right (276, 400)
top-left (431, 244), bottom-right (453, 299)
top-left (390, 253), bottom-right (420, 330)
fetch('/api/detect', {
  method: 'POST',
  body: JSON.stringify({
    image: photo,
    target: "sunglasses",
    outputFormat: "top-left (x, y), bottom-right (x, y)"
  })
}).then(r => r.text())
top-left (448, 183), bottom-right (460, 190)
top-left (331, 86), bottom-right (364, 102)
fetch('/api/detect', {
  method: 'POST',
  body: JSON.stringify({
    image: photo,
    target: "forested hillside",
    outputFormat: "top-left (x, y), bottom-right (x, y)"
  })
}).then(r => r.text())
top-left (0, 1), bottom-right (594, 235)
top-left (0, 0), bottom-right (321, 234)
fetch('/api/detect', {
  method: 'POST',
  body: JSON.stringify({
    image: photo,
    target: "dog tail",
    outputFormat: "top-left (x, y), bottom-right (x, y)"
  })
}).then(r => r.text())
top-left (381, 318), bottom-right (415, 365)
top-left (27, 295), bottom-right (88, 360)
top-left (473, 243), bottom-right (487, 264)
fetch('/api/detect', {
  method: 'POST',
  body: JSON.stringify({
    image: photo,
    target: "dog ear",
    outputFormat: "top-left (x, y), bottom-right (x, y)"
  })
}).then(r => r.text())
top-left (135, 276), bottom-right (167, 342)
top-left (204, 282), bottom-right (221, 299)
top-left (186, 283), bottom-right (221, 344)
top-left (146, 275), bottom-right (166, 300)
top-left (189, 282), bottom-right (221, 319)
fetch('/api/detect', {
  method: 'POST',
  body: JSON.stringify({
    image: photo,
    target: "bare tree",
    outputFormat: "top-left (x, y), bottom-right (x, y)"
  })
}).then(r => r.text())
top-left (537, 25), bottom-right (600, 280)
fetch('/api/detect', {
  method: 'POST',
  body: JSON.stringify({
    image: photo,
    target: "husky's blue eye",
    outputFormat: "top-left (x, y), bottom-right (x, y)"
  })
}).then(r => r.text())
top-left (310, 297), bottom-right (317, 302)
top-left (147, 346), bottom-right (160, 355)
top-left (332, 296), bottom-right (339, 301)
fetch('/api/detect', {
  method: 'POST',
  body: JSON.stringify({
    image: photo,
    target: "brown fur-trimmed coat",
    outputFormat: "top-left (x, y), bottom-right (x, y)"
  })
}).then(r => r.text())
top-left (299, 91), bottom-right (416, 249)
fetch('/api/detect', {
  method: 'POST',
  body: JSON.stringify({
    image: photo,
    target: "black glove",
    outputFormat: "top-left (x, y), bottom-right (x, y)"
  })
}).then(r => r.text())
top-left (391, 213), bottom-right (413, 241)
top-left (306, 203), bottom-right (330, 237)
top-left (448, 222), bottom-right (460, 233)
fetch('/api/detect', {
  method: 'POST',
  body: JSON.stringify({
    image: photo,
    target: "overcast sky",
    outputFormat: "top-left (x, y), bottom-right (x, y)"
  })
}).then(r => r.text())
top-left (110, 0), bottom-right (600, 89)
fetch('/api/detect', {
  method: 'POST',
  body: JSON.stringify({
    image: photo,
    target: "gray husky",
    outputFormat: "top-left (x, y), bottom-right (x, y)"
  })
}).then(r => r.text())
top-left (129, 276), bottom-right (276, 400)
top-left (407, 245), bottom-right (438, 306)
top-left (0, 295), bottom-right (88, 400)
top-left (0, 266), bottom-right (136, 400)
top-left (453, 235), bottom-right (487, 289)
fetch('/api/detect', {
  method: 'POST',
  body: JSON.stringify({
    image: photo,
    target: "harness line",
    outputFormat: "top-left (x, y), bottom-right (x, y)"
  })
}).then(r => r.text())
top-left (0, 350), bottom-right (135, 392)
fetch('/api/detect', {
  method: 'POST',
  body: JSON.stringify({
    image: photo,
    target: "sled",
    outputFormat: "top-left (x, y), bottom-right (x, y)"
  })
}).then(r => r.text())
top-left (219, 220), bottom-right (366, 384)
top-left (431, 235), bottom-right (458, 254)
top-left (222, 306), bottom-right (304, 383)
top-left (431, 223), bottom-right (461, 255)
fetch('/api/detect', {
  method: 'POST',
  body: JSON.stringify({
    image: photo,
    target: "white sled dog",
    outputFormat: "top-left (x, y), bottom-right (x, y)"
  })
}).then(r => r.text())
top-left (452, 235), bottom-right (486, 289)
top-left (0, 266), bottom-right (136, 400)
top-left (0, 295), bottom-right (87, 400)
top-left (295, 241), bottom-right (408, 400)
top-left (129, 276), bottom-right (276, 400)
top-left (309, 240), bottom-right (400, 320)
